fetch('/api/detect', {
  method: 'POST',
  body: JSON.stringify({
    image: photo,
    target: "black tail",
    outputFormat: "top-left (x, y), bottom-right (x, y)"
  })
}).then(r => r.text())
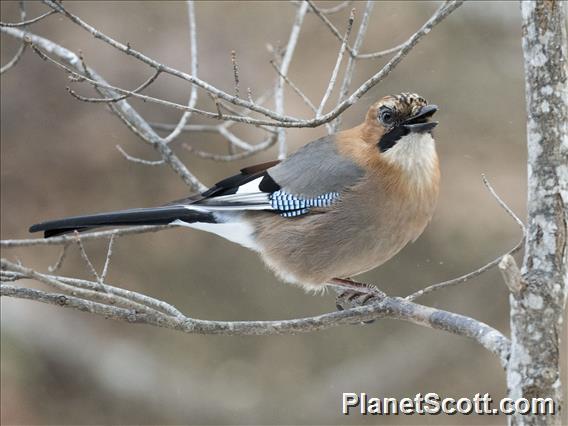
top-left (29, 206), bottom-right (215, 238)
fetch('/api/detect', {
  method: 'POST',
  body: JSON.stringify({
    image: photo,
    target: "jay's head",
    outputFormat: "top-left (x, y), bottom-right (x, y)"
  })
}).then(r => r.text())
top-left (363, 93), bottom-right (438, 154)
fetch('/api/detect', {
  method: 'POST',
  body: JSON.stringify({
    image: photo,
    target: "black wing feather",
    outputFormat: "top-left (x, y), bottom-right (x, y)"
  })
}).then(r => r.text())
top-left (201, 160), bottom-right (281, 198)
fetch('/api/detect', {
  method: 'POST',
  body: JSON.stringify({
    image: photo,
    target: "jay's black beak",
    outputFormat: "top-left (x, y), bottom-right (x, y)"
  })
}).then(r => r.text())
top-left (403, 104), bottom-right (438, 133)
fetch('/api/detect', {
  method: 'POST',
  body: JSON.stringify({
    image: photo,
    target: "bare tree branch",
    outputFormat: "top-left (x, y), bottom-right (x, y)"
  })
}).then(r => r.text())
top-left (3, 1), bottom-right (462, 130)
top-left (508, 2), bottom-right (568, 424)
top-left (162, 0), bottom-right (199, 144)
top-left (0, 259), bottom-right (155, 314)
top-left (41, 0), bottom-right (299, 124)
top-left (275, 0), bottom-right (309, 159)
top-left (0, 272), bottom-right (510, 367)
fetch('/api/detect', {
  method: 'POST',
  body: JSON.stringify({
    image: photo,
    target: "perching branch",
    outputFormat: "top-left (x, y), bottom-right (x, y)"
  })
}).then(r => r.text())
top-left (0, 261), bottom-right (510, 367)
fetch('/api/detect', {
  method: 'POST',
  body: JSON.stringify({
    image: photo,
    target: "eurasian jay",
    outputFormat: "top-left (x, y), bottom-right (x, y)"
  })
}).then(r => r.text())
top-left (30, 93), bottom-right (440, 292)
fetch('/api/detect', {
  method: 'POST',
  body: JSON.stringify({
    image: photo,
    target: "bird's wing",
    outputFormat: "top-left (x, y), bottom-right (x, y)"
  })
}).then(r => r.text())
top-left (29, 138), bottom-right (365, 237)
top-left (268, 135), bottom-right (364, 197)
top-left (184, 136), bottom-right (365, 217)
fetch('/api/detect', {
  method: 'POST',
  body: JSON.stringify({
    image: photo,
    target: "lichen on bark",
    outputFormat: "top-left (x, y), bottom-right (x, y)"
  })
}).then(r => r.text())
top-left (508, 1), bottom-right (567, 425)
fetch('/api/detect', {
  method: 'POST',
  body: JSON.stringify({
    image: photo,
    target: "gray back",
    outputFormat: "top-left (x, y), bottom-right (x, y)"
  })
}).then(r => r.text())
top-left (268, 136), bottom-right (364, 197)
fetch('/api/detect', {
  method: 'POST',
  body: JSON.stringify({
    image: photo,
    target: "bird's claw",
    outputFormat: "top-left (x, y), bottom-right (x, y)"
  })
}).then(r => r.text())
top-left (334, 287), bottom-right (385, 325)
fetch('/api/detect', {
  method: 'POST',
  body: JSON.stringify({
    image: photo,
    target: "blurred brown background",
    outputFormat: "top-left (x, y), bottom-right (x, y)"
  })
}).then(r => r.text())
top-left (1, 1), bottom-right (565, 425)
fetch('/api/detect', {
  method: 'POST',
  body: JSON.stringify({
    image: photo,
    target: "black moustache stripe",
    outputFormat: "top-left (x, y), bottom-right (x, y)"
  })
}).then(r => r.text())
top-left (377, 126), bottom-right (409, 153)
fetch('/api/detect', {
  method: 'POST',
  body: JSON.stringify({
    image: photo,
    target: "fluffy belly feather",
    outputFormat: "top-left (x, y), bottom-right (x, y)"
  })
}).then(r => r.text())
top-left (249, 201), bottom-right (434, 289)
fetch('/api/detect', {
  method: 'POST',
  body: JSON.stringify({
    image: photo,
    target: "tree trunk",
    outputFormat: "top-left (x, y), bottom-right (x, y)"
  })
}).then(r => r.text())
top-left (508, 1), bottom-right (567, 425)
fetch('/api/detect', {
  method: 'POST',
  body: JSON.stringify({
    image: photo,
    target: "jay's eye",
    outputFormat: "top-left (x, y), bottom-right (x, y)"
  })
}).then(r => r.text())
top-left (379, 109), bottom-right (395, 126)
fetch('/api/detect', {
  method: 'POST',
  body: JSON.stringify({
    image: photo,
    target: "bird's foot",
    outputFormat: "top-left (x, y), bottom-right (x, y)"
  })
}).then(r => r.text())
top-left (329, 278), bottom-right (386, 324)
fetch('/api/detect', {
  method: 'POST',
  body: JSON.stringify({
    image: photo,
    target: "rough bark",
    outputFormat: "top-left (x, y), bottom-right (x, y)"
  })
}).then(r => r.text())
top-left (509, 1), bottom-right (567, 425)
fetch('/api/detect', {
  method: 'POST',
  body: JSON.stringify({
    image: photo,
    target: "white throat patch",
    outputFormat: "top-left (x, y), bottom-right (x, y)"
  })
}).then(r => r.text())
top-left (382, 132), bottom-right (437, 186)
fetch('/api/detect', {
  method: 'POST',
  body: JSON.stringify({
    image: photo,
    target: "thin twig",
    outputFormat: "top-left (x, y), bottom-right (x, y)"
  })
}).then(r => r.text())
top-left (270, 60), bottom-right (317, 113)
top-left (151, 123), bottom-right (218, 132)
top-left (481, 174), bottom-right (525, 233)
top-left (0, 8), bottom-right (55, 27)
top-left (217, 126), bottom-right (254, 150)
top-left (67, 69), bottom-right (162, 103)
top-left (99, 234), bottom-right (117, 283)
top-left (317, 0), bottom-right (352, 14)
top-left (42, 0), bottom-right (299, 124)
top-left (116, 145), bottom-right (165, 166)
top-left (18, 0), bottom-right (459, 131)
top-left (0, 1), bottom-right (27, 75)
top-left (29, 0), bottom-right (462, 129)
top-left (333, 0), bottom-right (373, 131)
top-left (209, 93), bottom-right (223, 119)
top-left (162, 0), bottom-right (199, 144)
top-left (231, 49), bottom-right (240, 98)
top-left (356, 41), bottom-right (407, 59)
top-left (183, 134), bottom-right (277, 161)
top-left (1, 268), bottom-right (183, 317)
top-left (306, 0), bottom-right (356, 57)
top-left (316, 8), bottom-right (355, 119)
top-left (307, 0), bottom-right (407, 61)
top-left (406, 175), bottom-right (525, 301)
top-left (293, 0), bottom-right (352, 15)
top-left (150, 88), bottom-right (275, 133)
top-left (1, 260), bottom-right (166, 316)
top-left (74, 232), bottom-right (101, 283)
top-left (275, 0), bottom-right (309, 159)
top-left (2, 226), bottom-right (175, 248)
top-left (48, 243), bottom-right (70, 273)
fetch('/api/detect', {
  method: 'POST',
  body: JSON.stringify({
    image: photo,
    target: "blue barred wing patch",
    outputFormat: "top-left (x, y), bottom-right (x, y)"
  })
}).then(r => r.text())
top-left (269, 191), bottom-right (340, 217)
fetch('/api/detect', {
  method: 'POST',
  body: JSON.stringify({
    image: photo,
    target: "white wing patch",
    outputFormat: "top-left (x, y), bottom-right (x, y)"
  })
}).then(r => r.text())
top-left (235, 176), bottom-right (265, 194)
top-left (171, 219), bottom-right (259, 251)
